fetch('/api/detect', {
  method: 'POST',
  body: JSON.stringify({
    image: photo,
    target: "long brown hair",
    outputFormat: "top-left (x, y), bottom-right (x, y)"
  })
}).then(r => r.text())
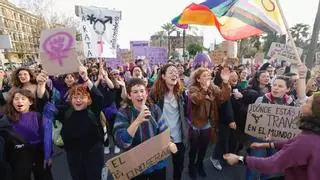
top-left (150, 64), bottom-right (184, 101)
top-left (11, 67), bottom-right (37, 88)
top-left (6, 89), bottom-right (36, 122)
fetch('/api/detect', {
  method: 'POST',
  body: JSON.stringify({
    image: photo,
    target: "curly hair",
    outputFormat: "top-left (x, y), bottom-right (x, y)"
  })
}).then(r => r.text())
top-left (149, 64), bottom-right (184, 102)
top-left (6, 89), bottom-right (36, 122)
top-left (189, 67), bottom-right (210, 88)
top-left (67, 84), bottom-right (92, 106)
top-left (11, 67), bottom-right (37, 88)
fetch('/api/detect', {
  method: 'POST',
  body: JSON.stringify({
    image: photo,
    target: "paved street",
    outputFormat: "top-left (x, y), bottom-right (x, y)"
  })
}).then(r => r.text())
top-left (52, 144), bottom-right (246, 180)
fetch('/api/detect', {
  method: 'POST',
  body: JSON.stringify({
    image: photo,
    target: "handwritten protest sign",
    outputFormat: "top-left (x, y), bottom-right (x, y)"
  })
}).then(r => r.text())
top-left (78, 6), bottom-right (121, 58)
top-left (209, 49), bottom-right (226, 65)
top-left (254, 52), bottom-right (265, 64)
top-left (315, 52), bottom-right (320, 66)
top-left (106, 129), bottom-right (171, 180)
top-left (119, 50), bottom-right (135, 63)
top-left (245, 104), bottom-right (302, 141)
top-left (40, 28), bottom-right (80, 75)
top-left (267, 42), bottom-right (303, 63)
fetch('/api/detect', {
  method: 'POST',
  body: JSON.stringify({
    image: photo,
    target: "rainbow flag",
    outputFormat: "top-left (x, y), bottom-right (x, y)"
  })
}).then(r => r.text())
top-left (172, 3), bottom-right (220, 26)
top-left (218, 0), bottom-right (286, 40)
top-left (172, 0), bottom-right (286, 40)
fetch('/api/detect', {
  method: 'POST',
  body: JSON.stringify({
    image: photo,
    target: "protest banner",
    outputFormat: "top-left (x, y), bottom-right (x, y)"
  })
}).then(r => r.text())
top-left (245, 103), bottom-right (302, 141)
top-left (267, 42), bottom-right (303, 63)
top-left (144, 47), bottom-right (167, 65)
top-left (315, 52), bottom-right (320, 66)
top-left (209, 49), bottom-right (226, 65)
top-left (106, 129), bottom-right (171, 180)
top-left (78, 6), bottom-right (121, 58)
top-left (130, 41), bottom-right (150, 57)
top-left (0, 35), bottom-right (12, 49)
top-left (39, 28), bottom-right (80, 75)
top-left (119, 49), bottom-right (135, 63)
top-left (254, 52), bottom-right (265, 64)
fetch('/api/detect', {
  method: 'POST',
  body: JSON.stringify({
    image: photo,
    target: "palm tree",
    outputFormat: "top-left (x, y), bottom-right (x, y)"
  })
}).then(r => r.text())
top-left (290, 23), bottom-right (311, 48)
top-left (306, 1), bottom-right (320, 69)
top-left (161, 23), bottom-right (177, 56)
top-left (155, 31), bottom-right (166, 47)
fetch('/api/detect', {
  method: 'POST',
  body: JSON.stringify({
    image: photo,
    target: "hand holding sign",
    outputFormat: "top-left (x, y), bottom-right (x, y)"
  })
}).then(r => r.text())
top-left (36, 72), bottom-right (48, 86)
top-left (221, 67), bottom-right (230, 82)
top-left (168, 142), bottom-right (178, 154)
top-left (297, 63), bottom-right (307, 78)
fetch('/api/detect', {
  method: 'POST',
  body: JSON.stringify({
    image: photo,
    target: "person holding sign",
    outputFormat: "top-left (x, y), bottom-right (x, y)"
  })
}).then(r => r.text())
top-left (113, 78), bottom-right (177, 180)
top-left (223, 91), bottom-right (320, 180)
top-left (238, 63), bottom-right (307, 180)
top-left (187, 67), bottom-right (231, 179)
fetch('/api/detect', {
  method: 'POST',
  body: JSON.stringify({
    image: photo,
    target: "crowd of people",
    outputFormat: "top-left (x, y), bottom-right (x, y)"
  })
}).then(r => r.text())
top-left (0, 52), bottom-right (320, 180)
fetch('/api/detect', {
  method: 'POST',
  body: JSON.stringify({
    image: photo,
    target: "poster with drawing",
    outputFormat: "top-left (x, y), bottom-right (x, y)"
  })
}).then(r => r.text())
top-left (245, 104), bottom-right (302, 141)
top-left (39, 28), bottom-right (80, 75)
top-left (78, 6), bottom-right (121, 58)
top-left (106, 129), bottom-right (171, 180)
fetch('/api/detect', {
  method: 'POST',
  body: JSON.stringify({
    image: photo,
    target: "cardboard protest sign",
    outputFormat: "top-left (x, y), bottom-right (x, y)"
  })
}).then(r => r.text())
top-left (315, 52), bottom-right (320, 66)
top-left (106, 129), bottom-right (171, 180)
top-left (245, 104), bottom-right (302, 141)
top-left (0, 35), bottom-right (12, 49)
top-left (227, 41), bottom-right (238, 58)
top-left (78, 6), bottom-right (121, 58)
top-left (39, 28), bottom-right (81, 76)
top-left (267, 42), bottom-right (303, 63)
top-left (119, 50), bottom-right (135, 63)
top-left (209, 49), bottom-right (226, 65)
top-left (254, 52), bottom-right (265, 64)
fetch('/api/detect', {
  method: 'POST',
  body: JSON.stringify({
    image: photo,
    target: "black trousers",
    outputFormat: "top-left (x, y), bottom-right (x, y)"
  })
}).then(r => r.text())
top-left (172, 143), bottom-right (185, 180)
top-left (11, 144), bottom-right (53, 180)
top-left (66, 142), bottom-right (104, 180)
top-left (212, 123), bottom-right (237, 160)
top-left (132, 167), bottom-right (166, 180)
top-left (188, 127), bottom-right (211, 166)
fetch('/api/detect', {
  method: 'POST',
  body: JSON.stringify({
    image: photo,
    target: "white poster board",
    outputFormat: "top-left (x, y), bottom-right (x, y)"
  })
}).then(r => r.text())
top-left (267, 42), bottom-right (303, 63)
top-left (39, 28), bottom-right (81, 75)
top-left (245, 104), bottom-right (302, 141)
top-left (78, 6), bottom-right (121, 58)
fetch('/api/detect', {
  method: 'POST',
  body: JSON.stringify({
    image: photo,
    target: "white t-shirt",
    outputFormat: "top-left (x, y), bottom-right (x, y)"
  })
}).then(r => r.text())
top-left (163, 94), bottom-right (182, 143)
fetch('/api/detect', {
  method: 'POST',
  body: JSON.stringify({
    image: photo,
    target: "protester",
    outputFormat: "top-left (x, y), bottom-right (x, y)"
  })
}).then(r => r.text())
top-left (187, 67), bottom-right (231, 179)
top-left (0, 89), bottom-right (53, 180)
top-left (113, 78), bottom-right (177, 180)
top-left (149, 64), bottom-right (187, 180)
top-left (52, 66), bottom-right (105, 180)
top-left (223, 91), bottom-right (320, 180)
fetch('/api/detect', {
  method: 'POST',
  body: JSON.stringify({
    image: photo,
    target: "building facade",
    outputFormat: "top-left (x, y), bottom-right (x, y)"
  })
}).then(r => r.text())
top-left (0, 0), bottom-right (44, 65)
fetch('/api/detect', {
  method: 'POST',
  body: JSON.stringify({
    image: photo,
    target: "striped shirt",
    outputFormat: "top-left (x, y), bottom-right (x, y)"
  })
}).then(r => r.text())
top-left (113, 104), bottom-right (168, 174)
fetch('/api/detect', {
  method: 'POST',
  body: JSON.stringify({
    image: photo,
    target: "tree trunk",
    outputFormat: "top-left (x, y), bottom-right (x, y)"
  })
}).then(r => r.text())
top-left (306, 0), bottom-right (320, 69)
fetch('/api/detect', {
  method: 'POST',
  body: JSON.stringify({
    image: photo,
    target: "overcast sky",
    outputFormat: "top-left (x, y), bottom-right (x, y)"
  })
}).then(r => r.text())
top-left (11, 0), bottom-right (320, 49)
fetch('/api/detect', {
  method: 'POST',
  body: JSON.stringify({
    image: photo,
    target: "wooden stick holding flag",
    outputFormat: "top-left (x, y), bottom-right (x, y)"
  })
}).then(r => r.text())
top-left (275, 0), bottom-right (302, 64)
